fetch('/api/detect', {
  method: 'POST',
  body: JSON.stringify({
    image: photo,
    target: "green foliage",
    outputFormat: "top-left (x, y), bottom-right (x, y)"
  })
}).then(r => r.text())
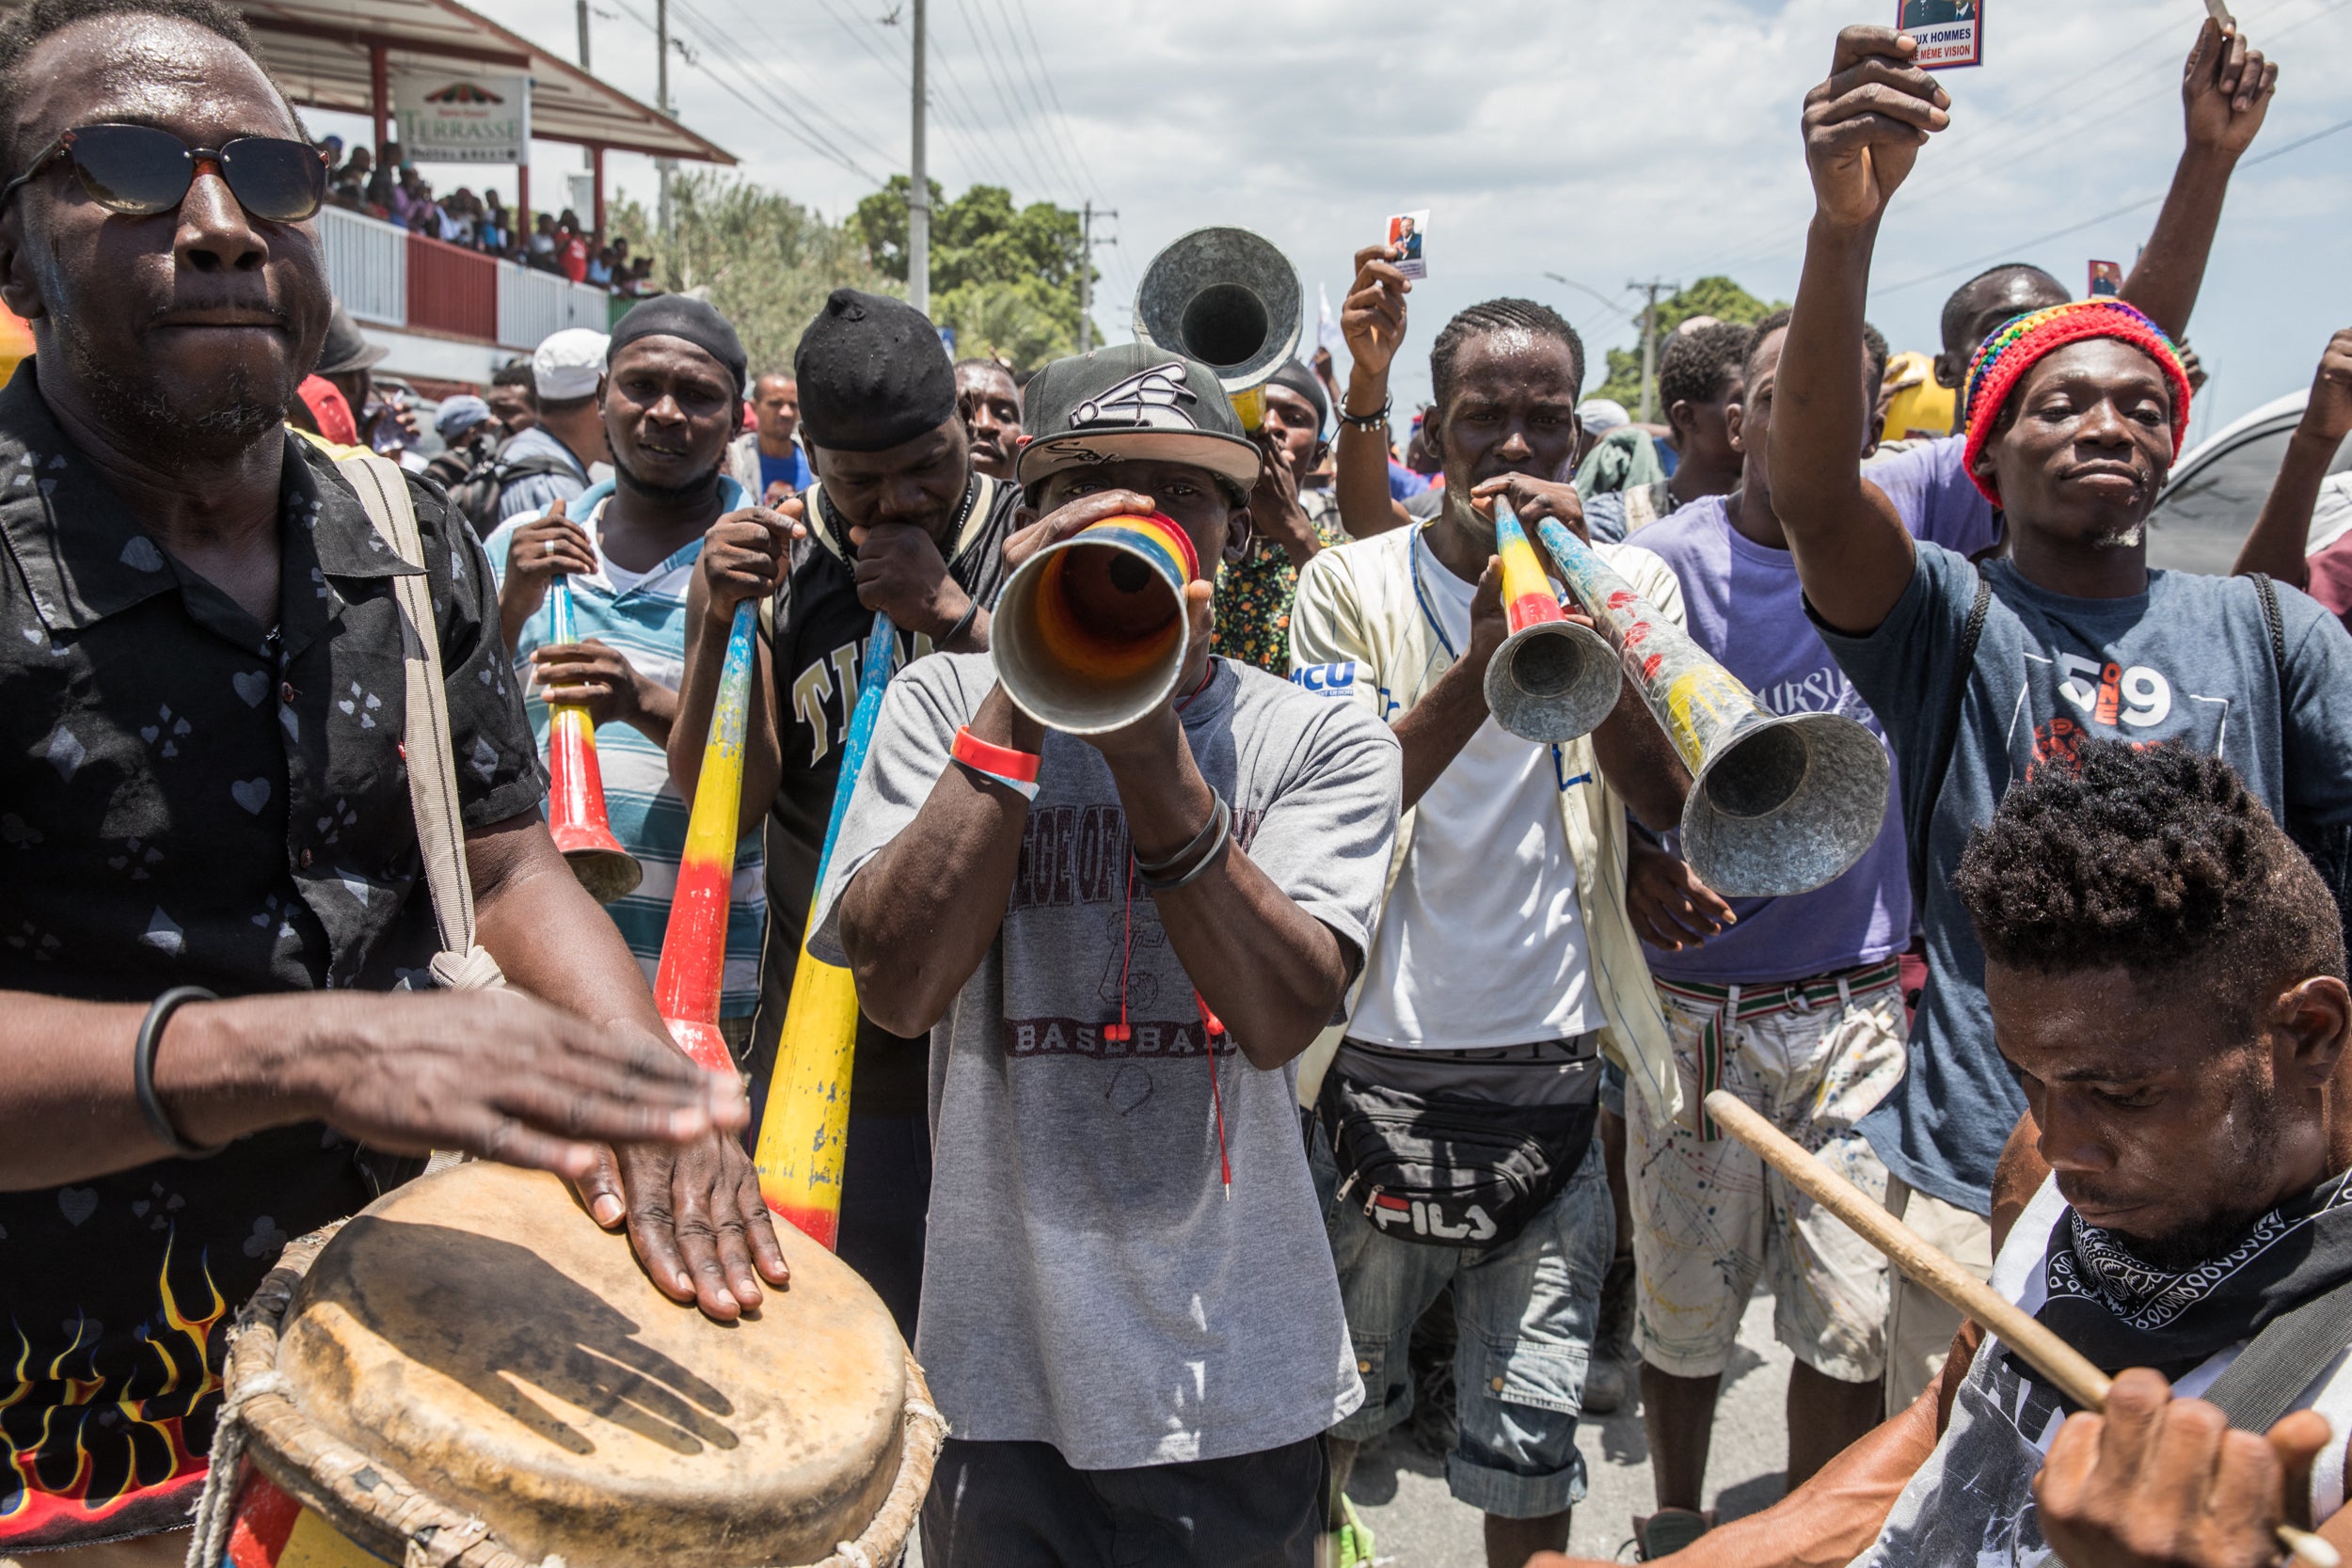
top-left (1594, 276), bottom-right (1787, 412)
top-left (852, 180), bottom-right (1091, 371)
top-left (611, 172), bottom-right (893, 377)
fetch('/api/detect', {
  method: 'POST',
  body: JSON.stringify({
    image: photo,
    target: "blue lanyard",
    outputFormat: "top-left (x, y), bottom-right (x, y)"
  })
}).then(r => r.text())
top-left (1409, 528), bottom-right (1581, 792)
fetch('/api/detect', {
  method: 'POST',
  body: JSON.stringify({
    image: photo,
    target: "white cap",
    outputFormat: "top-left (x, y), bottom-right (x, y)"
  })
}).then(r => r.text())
top-left (1578, 398), bottom-right (1631, 436)
top-left (532, 328), bottom-right (610, 401)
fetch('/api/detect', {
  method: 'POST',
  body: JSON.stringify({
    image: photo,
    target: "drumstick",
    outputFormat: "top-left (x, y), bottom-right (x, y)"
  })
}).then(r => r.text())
top-left (1702, 1091), bottom-right (2342, 1568)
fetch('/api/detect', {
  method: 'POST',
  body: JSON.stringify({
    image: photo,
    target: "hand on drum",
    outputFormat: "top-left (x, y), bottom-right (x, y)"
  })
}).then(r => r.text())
top-left (277, 989), bottom-right (745, 1176)
top-left (574, 1132), bottom-right (791, 1323)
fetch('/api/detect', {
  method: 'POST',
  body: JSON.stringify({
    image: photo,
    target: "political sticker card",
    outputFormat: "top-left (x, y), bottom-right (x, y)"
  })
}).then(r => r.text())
top-left (2088, 260), bottom-right (2123, 298)
top-left (1899, 0), bottom-right (1982, 70)
top-left (1387, 211), bottom-right (1428, 280)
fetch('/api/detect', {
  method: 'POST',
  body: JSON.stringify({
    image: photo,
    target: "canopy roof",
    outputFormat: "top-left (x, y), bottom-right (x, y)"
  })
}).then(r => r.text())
top-left (240, 0), bottom-right (735, 164)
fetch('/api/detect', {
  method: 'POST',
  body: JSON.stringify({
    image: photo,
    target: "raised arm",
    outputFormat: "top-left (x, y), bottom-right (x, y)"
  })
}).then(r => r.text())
top-left (1334, 243), bottom-right (1417, 539)
top-left (842, 490), bottom-right (1361, 1069)
top-left (2118, 18), bottom-right (2278, 341)
top-left (2233, 329), bottom-right (2352, 588)
top-left (1772, 27), bottom-right (1951, 635)
top-left (669, 506), bottom-right (792, 842)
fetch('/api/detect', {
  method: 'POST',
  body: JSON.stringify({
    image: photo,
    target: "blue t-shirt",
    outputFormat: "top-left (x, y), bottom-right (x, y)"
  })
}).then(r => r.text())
top-left (759, 443), bottom-right (810, 496)
top-left (1389, 460), bottom-right (1430, 501)
top-left (485, 479), bottom-right (769, 1017)
top-left (1636, 480), bottom-right (2000, 985)
top-left (1815, 544), bottom-right (2352, 1214)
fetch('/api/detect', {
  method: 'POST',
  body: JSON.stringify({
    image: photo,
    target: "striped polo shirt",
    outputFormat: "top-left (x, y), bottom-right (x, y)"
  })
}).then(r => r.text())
top-left (485, 478), bottom-right (765, 1016)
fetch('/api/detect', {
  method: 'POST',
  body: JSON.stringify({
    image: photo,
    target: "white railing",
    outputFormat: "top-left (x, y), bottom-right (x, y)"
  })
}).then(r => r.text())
top-left (564, 281), bottom-right (612, 332)
top-left (497, 265), bottom-right (570, 351)
top-left (318, 206), bottom-right (405, 327)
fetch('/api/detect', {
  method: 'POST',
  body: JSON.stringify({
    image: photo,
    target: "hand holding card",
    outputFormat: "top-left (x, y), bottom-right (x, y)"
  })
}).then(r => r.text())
top-left (1386, 210), bottom-right (1429, 280)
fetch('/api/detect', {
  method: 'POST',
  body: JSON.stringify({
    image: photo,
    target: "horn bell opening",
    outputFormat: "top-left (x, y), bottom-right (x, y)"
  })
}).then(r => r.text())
top-left (1680, 713), bottom-right (1891, 898)
top-left (1482, 621), bottom-right (1623, 744)
top-left (993, 534), bottom-right (1189, 736)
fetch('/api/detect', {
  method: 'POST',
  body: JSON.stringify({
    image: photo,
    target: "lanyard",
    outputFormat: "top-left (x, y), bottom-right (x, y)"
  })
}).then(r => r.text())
top-left (1410, 524), bottom-right (1581, 792)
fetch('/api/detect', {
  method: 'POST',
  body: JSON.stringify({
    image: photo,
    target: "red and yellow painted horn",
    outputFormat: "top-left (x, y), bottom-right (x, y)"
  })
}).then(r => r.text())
top-left (544, 573), bottom-right (643, 904)
top-left (652, 599), bottom-right (760, 1076)
top-left (1479, 500), bottom-right (1622, 745)
top-left (753, 610), bottom-right (899, 1247)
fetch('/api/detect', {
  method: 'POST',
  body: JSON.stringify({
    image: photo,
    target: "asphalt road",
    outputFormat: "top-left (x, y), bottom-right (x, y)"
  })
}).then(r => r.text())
top-left (1343, 1289), bottom-right (1797, 1566)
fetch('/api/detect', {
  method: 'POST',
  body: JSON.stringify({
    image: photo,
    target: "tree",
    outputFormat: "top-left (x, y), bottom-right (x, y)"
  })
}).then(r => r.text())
top-left (1594, 276), bottom-right (1787, 412)
top-left (611, 172), bottom-right (893, 377)
top-left (852, 180), bottom-right (1090, 370)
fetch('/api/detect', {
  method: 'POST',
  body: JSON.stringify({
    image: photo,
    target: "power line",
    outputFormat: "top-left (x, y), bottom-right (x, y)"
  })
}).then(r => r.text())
top-left (977, 0), bottom-right (1087, 197)
top-left (673, 0), bottom-right (898, 168)
top-left (1872, 112), bottom-right (2352, 299)
top-left (945, 0), bottom-right (1062, 197)
top-left (1006, 0), bottom-right (1099, 195)
top-left (606, 0), bottom-right (883, 182)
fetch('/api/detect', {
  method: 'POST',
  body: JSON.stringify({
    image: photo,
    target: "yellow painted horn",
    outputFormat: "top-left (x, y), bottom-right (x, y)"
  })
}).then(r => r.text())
top-left (1532, 516), bottom-right (1890, 898)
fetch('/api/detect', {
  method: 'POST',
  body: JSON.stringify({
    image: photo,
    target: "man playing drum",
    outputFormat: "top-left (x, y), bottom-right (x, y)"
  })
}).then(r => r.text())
top-left (0, 3), bottom-right (783, 1561)
top-left (1539, 741), bottom-right (2352, 1568)
top-left (814, 343), bottom-right (1403, 1566)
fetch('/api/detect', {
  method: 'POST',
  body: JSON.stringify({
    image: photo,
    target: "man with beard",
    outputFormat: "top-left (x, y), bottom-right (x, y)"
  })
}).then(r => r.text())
top-left (0, 5), bottom-right (778, 1560)
top-left (952, 356), bottom-right (1021, 484)
top-left (1536, 741), bottom-right (2352, 1567)
top-left (486, 296), bottom-right (771, 1051)
top-left (1771, 19), bottom-right (2352, 1428)
top-left (668, 289), bottom-right (1020, 1338)
top-left (1293, 293), bottom-right (1692, 1566)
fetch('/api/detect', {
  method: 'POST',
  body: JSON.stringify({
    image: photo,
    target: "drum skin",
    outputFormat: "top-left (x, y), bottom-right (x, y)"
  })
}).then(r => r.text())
top-left (272, 1163), bottom-right (904, 1568)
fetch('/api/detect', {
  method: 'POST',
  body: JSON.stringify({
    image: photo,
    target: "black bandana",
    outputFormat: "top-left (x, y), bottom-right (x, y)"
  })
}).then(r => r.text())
top-left (608, 295), bottom-right (748, 399)
top-left (2028, 1168), bottom-right (2352, 1386)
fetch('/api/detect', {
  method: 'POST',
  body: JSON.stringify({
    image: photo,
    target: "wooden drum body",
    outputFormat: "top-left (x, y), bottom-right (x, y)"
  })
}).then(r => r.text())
top-left (194, 1163), bottom-right (941, 1568)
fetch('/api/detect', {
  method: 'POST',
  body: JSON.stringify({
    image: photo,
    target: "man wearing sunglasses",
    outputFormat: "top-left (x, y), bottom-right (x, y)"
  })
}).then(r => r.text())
top-left (0, 4), bottom-right (787, 1563)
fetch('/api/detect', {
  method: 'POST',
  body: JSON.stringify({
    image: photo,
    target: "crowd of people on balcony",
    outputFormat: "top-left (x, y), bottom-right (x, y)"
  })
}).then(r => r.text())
top-left (314, 135), bottom-right (660, 297)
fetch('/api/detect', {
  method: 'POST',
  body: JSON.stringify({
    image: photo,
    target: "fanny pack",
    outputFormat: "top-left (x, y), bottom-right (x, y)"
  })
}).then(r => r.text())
top-left (1317, 1070), bottom-right (1597, 1250)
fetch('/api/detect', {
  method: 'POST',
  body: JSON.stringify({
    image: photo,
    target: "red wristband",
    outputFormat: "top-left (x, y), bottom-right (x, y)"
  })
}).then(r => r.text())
top-left (952, 726), bottom-right (1041, 784)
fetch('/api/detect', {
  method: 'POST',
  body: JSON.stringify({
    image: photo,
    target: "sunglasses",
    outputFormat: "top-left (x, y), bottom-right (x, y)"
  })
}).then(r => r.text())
top-left (0, 124), bottom-right (326, 223)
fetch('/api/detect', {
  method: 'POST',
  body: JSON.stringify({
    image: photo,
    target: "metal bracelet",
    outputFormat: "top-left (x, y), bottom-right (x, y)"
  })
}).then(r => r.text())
top-left (1137, 795), bottom-right (1233, 892)
top-left (1337, 393), bottom-right (1392, 434)
top-left (135, 986), bottom-right (225, 1161)
top-left (1134, 789), bottom-right (1227, 877)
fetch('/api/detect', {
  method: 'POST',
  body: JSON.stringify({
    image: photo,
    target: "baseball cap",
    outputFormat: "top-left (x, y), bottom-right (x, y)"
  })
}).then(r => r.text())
top-left (314, 301), bottom-right (387, 376)
top-left (434, 394), bottom-right (493, 441)
top-left (1015, 342), bottom-right (1262, 494)
top-left (1577, 398), bottom-right (1630, 436)
top-left (533, 327), bottom-right (610, 402)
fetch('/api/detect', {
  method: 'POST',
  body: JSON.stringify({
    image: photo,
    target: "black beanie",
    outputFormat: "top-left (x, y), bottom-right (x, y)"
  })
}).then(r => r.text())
top-left (1267, 358), bottom-right (1329, 430)
top-left (794, 289), bottom-right (957, 453)
top-left (608, 294), bottom-right (748, 399)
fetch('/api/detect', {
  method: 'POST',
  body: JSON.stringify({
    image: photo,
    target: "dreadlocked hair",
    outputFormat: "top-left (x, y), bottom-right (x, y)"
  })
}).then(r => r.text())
top-left (1429, 298), bottom-right (1585, 415)
top-left (0, 0), bottom-right (273, 169)
top-left (1656, 322), bottom-right (1754, 415)
top-left (1953, 739), bottom-right (2345, 1029)
top-left (1744, 309), bottom-right (1890, 404)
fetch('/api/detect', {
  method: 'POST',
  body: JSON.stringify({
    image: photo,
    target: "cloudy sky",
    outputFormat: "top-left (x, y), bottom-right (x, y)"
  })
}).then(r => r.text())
top-left (313, 0), bottom-right (2352, 438)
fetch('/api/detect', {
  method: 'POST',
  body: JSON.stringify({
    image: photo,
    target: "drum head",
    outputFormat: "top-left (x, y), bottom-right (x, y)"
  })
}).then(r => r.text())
top-left (274, 1163), bottom-right (905, 1568)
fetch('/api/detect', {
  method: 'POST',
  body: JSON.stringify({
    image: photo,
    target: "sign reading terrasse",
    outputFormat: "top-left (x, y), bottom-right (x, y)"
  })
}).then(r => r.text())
top-left (391, 71), bottom-right (531, 164)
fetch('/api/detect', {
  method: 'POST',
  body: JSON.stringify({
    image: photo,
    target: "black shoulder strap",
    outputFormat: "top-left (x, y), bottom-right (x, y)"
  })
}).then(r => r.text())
top-left (2202, 1271), bottom-right (2352, 1433)
top-left (1909, 571), bottom-right (1994, 907)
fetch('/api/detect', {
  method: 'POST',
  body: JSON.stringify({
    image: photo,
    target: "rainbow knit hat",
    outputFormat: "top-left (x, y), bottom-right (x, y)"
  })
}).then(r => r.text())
top-left (1958, 298), bottom-right (2194, 506)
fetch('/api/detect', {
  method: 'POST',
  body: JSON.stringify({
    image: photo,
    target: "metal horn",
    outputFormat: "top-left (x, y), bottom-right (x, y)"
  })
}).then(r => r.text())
top-left (543, 573), bottom-right (643, 904)
top-left (1133, 226), bottom-right (1302, 430)
top-left (1484, 501), bottom-right (1623, 744)
top-left (993, 513), bottom-right (1198, 735)
top-left (1532, 516), bottom-right (1890, 898)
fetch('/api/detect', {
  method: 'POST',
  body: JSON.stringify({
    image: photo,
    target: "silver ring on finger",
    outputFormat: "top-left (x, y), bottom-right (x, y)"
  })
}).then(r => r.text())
top-left (544, 538), bottom-right (557, 557)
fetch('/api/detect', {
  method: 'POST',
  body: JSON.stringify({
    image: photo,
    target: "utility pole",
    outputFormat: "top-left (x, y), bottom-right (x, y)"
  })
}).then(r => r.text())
top-left (1628, 277), bottom-right (1679, 423)
top-left (1077, 199), bottom-right (1117, 354)
top-left (907, 0), bottom-right (930, 314)
top-left (655, 0), bottom-right (675, 239)
top-left (576, 0), bottom-right (590, 69)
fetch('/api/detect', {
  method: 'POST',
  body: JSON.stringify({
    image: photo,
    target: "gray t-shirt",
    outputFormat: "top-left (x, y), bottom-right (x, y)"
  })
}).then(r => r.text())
top-left (811, 653), bottom-right (1401, 1467)
top-left (1815, 545), bottom-right (2352, 1215)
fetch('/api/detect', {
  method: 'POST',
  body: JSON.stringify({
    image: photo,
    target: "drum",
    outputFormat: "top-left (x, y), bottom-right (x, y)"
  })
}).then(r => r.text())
top-left (186, 1163), bottom-right (943, 1568)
